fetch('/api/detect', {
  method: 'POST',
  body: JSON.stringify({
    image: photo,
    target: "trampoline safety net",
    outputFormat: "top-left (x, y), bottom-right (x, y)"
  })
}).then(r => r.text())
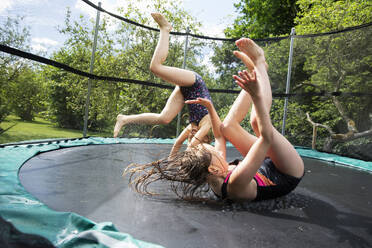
top-left (0, 1), bottom-right (371, 161)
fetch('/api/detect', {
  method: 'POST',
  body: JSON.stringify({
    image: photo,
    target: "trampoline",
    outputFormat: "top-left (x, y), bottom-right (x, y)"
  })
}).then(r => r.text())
top-left (2, 137), bottom-right (371, 247)
top-left (1, 0), bottom-right (371, 247)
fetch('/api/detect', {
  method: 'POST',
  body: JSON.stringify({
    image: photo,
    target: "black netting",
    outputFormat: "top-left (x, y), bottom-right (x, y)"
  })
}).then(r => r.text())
top-left (286, 25), bottom-right (372, 160)
top-left (0, 1), bottom-right (371, 161)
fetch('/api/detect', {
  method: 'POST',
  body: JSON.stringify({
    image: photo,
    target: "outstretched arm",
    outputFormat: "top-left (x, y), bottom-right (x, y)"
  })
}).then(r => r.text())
top-left (229, 66), bottom-right (274, 199)
top-left (185, 99), bottom-right (226, 160)
top-left (169, 124), bottom-right (192, 158)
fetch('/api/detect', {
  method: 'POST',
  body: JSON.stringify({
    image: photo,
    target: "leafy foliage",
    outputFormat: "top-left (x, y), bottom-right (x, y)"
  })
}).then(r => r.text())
top-left (43, 0), bottom-right (210, 137)
top-left (290, 0), bottom-right (372, 152)
top-left (8, 65), bottom-right (45, 121)
top-left (225, 0), bottom-right (299, 39)
top-left (0, 16), bottom-right (31, 123)
top-left (295, 0), bottom-right (372, 34)
top-left (1, 0), bottom-right (371, 160)
top-left (211, 0), bottom-right (372, 158)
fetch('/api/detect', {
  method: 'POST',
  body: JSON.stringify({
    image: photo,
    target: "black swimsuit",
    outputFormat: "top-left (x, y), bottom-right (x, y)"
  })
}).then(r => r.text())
top-left (221, 158), bottom-right (303, 201)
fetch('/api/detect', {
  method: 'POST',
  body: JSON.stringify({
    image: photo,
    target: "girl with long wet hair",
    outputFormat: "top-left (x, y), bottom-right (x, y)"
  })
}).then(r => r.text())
top-left (125, 38), bottom-right (304, 202)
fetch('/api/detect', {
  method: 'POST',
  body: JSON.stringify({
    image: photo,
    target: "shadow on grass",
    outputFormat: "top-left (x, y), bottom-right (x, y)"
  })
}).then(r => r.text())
top-left (0, 123), bottom-right (18, 135)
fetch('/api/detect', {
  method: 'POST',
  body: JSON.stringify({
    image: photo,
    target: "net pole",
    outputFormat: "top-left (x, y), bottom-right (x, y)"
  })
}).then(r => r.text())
top-left (176, 27), bottom-right (190, 137)
top-left (83, 2), bottom-right (101, 137)
top-left (281, 27), bottom-right (296, 136)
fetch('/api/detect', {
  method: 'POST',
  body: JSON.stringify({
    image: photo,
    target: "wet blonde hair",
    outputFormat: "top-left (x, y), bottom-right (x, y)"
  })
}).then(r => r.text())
top-left (124, 147), bottom-right (212, 200)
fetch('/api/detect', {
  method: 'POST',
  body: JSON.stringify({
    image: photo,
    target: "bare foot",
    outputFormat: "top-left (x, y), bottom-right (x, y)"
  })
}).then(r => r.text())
top-left (233, 46), bottom-right (272, 107)
top-left (113, 114), bottom-right (127, 138)
top-left (151, 13), bottom-right (172, 32)
top-left (235, 38), bottom-right (267, 68)
top-left (233, 51), bottom-right (254, 71)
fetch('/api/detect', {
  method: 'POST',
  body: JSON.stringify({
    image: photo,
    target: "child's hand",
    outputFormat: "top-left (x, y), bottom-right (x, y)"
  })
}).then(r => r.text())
top-left (185, 98), bottom-right (212, 108)
top-left (233, 70), bottom-right (259, 97)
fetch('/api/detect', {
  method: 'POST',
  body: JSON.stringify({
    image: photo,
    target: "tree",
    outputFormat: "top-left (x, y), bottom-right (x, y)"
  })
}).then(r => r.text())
top-left (44, 0), bottom-right (210, 138)
top-left (112, 0), bottom-right (210, 138)
top-left (213, 0), bottom-right (372, 160)
top-left (8, 65), bottom-right (44, 121)
top-left (211, 0), bottom-right (301, 131)
top-left (295, 0), bottom-right (372, 34)
top-left (0, 16), bottom-right (31, 123)
top-left (225, 0), bottom-right (299, 39)
top-left (291, 0), bottom-right (372, 158)
top-left (43, 9), bottom-right (117, 130)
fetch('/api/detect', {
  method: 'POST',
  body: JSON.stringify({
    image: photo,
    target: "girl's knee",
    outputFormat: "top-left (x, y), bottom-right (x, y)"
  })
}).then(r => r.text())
top-left (221, 119), bottom-right (237, 134)
top-left (221, 119), bottom-right (231, 132)
top-left (149, 62), bottom-right (162, 76)
top-left (149, 63), bottom-right (157, 74)
top-left (158, 115), bottom-right (172, 125)
top-left (222, 113), bottom-right (241, 128)
top-left (250, 116), bottom-right (258, 131)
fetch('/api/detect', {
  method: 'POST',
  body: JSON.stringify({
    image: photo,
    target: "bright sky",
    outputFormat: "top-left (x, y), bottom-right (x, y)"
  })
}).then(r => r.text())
top-left (0, 0), bottom-right (239, 53)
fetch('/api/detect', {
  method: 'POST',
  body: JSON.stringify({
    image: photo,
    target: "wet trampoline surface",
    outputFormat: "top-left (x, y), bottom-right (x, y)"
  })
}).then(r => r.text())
top-left (19, 144), bottom-right (372, 248)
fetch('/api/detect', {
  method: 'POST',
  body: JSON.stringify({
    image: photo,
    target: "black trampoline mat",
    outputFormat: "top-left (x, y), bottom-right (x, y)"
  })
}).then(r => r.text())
top-left (19, 144), bottom-right (372, 248)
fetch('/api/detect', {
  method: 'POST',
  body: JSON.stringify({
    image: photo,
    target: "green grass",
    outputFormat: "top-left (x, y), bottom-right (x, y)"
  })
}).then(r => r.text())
top-left (0, 115), bottom-right (111, 144)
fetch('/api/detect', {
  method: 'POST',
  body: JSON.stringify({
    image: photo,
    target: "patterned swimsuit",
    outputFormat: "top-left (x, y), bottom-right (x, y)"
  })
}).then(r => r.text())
top-left (180, 73), bottom-right (212, 125)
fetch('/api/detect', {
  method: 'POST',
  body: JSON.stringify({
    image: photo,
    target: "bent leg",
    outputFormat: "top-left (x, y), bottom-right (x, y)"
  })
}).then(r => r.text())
top-left (113, 87), bottom-right (184, 137)
top-left (267, 128), bottom-right (304, 178)
top-left (224, 90), bottom-right (252, 125)
top-left (221, 90), bottom-right (257, 156)
top-left (150, 13), bottom-right (195, 87)
top-left (223, 39), bottom-right (271, 152)
top-left (236, 38), bottom-right (303, 177)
